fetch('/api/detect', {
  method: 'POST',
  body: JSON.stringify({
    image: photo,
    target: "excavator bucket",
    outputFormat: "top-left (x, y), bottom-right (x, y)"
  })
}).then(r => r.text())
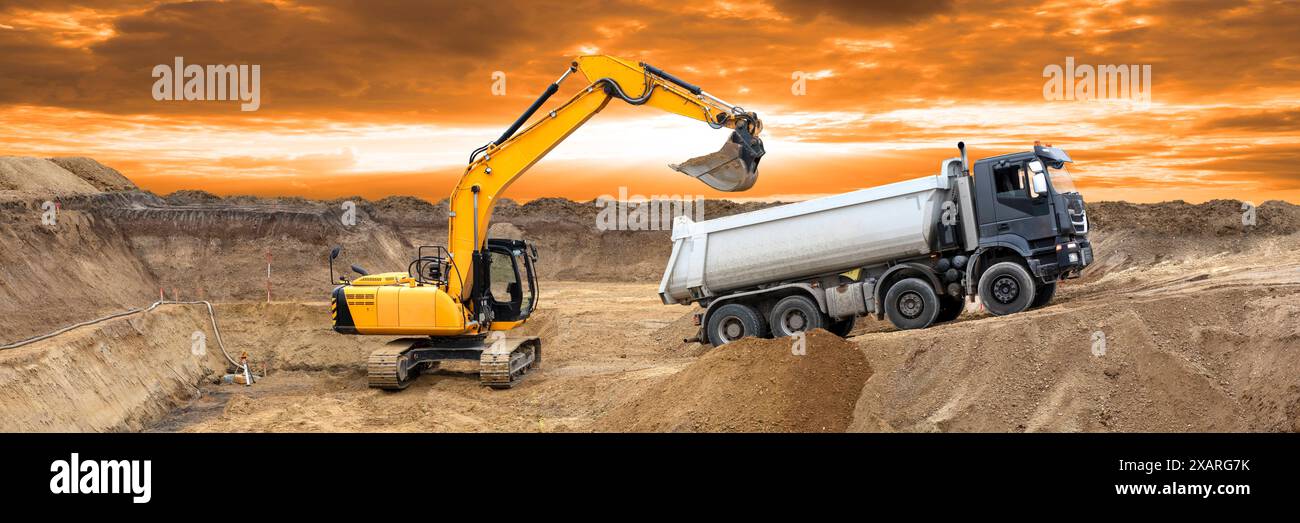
top-left (671, 128), bottom-right (765, 192)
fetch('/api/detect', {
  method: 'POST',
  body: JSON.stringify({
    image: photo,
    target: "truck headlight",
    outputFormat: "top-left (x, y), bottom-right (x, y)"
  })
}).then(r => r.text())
top-left (1068, 253), bottom-right (1079, 263)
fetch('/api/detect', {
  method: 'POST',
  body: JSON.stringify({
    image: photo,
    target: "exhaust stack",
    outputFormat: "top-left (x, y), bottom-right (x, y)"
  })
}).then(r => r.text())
top-left (958, 141), bottom-right (969, 176)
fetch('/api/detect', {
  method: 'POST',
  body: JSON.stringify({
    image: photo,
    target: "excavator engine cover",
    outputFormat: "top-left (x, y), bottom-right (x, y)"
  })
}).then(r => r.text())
top-left (671, 127), bottom-right (764, 192)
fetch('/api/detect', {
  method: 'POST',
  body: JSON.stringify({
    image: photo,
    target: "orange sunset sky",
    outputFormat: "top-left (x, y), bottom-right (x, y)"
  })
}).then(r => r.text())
top-left (1, 0), bottom-right (1299, 203)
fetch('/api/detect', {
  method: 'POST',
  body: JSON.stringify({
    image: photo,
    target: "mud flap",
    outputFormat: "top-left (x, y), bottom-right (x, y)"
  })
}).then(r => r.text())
top-left (671, 128), bottom-right (764, 192)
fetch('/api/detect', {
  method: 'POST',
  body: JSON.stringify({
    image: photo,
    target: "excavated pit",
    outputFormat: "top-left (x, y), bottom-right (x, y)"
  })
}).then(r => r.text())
top-left (2, 157), bottom-right (1298, 432)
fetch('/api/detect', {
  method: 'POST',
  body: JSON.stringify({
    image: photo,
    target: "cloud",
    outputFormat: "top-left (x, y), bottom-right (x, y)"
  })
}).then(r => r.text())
top-left (767, 0), bottom-right (953, 25)
top-left (1200, 109), bottom-right (1300, 132)
top-left (0, 0), bottom-right (1298, 204)
top-left (1187, 144), bottom-right (1300, 190)
top-left (212, 148), bottom-right (358, 177)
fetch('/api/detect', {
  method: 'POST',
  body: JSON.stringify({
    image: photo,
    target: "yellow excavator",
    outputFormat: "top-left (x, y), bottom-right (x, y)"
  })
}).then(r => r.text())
top-left (327, 55), bottom-right (765, 390)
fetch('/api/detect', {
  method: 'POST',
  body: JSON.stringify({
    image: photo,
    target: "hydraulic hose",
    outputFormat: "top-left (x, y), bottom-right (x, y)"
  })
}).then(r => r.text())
top-left (469, 62), bottom-right (740, 164)
top-left (640, 62), bottom-right (703, 95)
top-left (0, 300), bottom-right (242, 368)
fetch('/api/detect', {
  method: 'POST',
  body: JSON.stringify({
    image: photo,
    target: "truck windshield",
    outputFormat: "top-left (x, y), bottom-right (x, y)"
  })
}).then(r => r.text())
top-left (1047, 164), bottom-right (1079, 194)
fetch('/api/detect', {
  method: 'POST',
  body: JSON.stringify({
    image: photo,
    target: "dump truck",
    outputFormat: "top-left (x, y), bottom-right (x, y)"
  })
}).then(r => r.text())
top-left (659, 142), bottom-right (1092, 344)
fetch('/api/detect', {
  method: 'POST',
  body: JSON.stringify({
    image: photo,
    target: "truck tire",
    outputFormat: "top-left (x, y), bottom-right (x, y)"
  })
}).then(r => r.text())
top-left (828, 317), bottom-right (855, 338)
top-left (978, 261), bottom-right (1036, 316)
top-left (884, 278), bottom-right (940, 330)
top-left (1030, 281), bottom-right (1057, 309)
top-left (769, 295), bottom-right (826, 338)
top-left (706, 303), bottom-right (766, 345)
top-left (934, 295), bottom-right (965, 324)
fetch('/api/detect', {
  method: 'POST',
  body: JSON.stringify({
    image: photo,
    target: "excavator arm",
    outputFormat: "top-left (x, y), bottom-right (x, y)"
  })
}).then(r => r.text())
top-left (447, 55), bottom-right (764, 303)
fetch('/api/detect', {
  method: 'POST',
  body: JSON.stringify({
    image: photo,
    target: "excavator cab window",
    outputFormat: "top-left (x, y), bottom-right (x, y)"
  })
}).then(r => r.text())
top-left (488, 250), bottom-right (519, 301)
top-left (485, 239), bottom-right (537, 322)
top-left (515, 249), bottom-right (536, 316)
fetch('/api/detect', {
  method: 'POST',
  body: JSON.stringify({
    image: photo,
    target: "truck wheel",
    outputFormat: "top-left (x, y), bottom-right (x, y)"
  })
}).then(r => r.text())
top-left (1030, 281), bottom-right (1057, 309)
top-left (828, 317), bottom-right (855, 338)
top-left (884, 278), bottom-right (940, 330)
top-left (978, 262), bottom-right (1036, 316)
top-left (769, 295), bottom-right (826, 338)
top-left (934, 295), bottom-right (965, 324)
top-left (706, 303), bottom-right (766, 345)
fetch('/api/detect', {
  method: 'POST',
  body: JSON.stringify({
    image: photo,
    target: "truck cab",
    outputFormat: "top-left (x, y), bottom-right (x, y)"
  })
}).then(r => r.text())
top-left (969, 144), bottom-right (1092, 287)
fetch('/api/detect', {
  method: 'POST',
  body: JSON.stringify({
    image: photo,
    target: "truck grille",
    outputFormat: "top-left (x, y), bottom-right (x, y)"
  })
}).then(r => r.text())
top-left (1069, 208), bottom-right (1088, 234)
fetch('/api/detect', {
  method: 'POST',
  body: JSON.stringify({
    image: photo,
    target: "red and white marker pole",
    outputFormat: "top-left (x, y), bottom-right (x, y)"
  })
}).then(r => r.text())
top-left (265, 251), bottom-right (272, 303)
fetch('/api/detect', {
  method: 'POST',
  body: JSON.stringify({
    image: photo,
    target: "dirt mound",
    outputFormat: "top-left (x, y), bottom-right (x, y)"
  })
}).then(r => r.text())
top-left (0, 156), bottom-right (101, 199)
top-left (850, 281), bottom-right (1300, 433)
top-left (211, 302), bottom-right (389, 373)
top-left (370, 195), bottom-right (449, 222)
top-left (651, 307), bottom-right (704, 354)
top-left (1084, 200), bottom-right (1300, 278)
top-left (597, 329), bottom-right (872, 432)
top-left (161, 189), bottom-right (225, 205)
top-left (47, 157), bottom-right (137, 192)
top-left (1089, 199), bottom-right (1299, 237)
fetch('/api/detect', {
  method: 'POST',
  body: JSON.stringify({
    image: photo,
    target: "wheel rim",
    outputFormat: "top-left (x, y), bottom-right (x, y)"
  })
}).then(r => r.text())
top-left (782, 309), bottom-right (807, 332)
top-left (898, 291), bottom-right (924, 319)
top-left (718, 317), bottom-right (744, 341)
top-left (992, 275), bottom-right (1020, 304)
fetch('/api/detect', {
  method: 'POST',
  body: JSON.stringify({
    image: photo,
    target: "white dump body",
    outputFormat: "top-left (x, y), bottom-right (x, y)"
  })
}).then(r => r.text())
top-left (659, 164), bottom-right (970, 305)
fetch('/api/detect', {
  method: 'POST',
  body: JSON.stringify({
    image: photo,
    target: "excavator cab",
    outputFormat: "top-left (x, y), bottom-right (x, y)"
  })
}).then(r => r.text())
top-left (483, 238), bottom-right (538, 325)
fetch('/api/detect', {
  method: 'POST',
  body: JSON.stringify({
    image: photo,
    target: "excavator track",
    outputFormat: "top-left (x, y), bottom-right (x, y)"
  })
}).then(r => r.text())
top-left (368, 337), bottom-right (538, 390)
top-left (479, 337), bottom-right (541, 389)
top-left (367, 344), bottom-right (416, 390)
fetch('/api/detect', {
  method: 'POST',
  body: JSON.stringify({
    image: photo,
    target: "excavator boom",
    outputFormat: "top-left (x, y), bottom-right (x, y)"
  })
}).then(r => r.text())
top-left (448, 55), bottom-right (764, 301)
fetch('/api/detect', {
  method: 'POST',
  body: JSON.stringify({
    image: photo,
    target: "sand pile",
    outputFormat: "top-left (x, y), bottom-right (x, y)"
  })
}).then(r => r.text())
top-left (210, 302), bottom-right (387, 373)
top-left (1084, 200), bottom-right (1300, 278)
top-left (597, 329), bottom-right (872, 432)
top-left (0, 156), bottom-right (101, 199)
top-left (47, 157), bottom-right (137, 192)
top-left (1088, 199), bottom-right (1299, 237)
top-left (850, 282), bottom-right (1300, 433)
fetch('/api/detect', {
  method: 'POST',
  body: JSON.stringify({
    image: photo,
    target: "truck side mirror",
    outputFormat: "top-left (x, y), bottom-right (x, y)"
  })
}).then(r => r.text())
top-left (1032, 171), bottom-right (1049, 195)
top-left (330, 245), bottom-right (342, 260)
